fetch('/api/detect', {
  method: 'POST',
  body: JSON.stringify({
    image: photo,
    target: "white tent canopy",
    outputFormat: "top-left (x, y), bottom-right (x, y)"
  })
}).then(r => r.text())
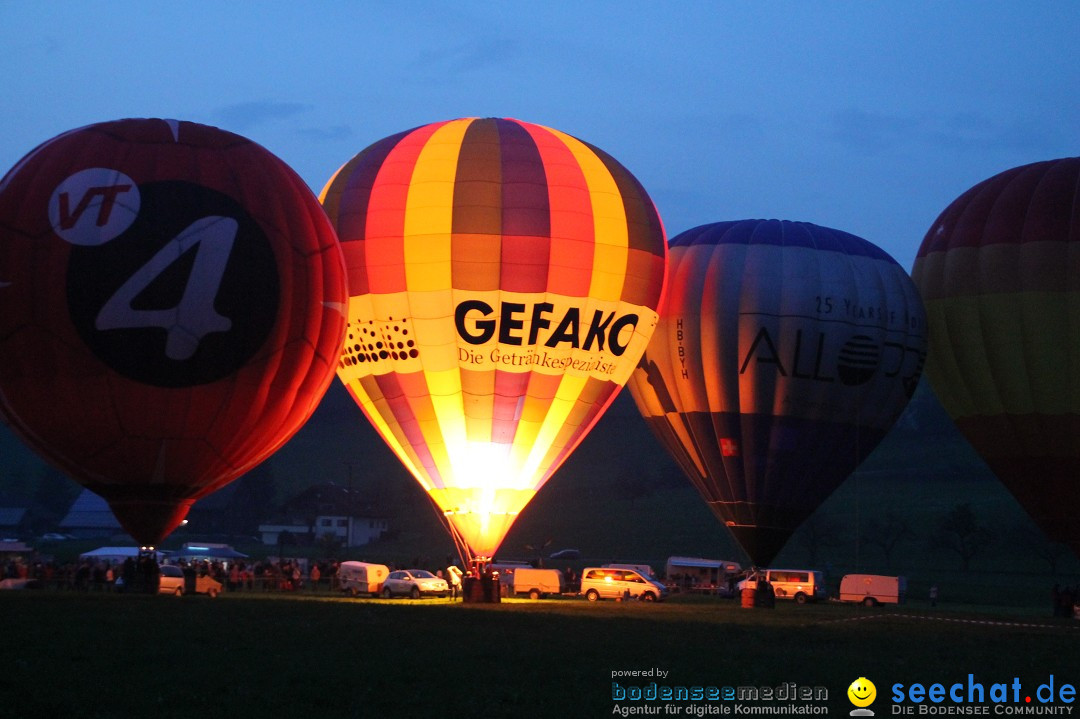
top-left (79, 547), bottom-right (166, 562)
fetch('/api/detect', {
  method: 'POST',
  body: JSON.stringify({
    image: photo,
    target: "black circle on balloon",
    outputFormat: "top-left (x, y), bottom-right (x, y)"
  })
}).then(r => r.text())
top-left (66, 181), bottom-right (279, 387)
top-left (836, 334), bottom-right (880, 386)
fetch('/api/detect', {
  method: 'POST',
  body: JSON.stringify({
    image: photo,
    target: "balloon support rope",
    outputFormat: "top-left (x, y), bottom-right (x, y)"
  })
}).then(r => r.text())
top-left (422, 493), bottom-right (473, 571)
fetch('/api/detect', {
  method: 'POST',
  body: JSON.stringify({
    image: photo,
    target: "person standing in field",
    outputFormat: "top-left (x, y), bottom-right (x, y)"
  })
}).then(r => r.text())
top-left (447, 565), bottom-right (463, 600)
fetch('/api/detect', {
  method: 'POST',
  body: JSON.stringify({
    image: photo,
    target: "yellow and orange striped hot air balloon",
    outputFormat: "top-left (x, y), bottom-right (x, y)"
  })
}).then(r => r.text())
top-left (913, 157), bottom-right (1080, 558)
top-left (320, 118), bottom-right (667, 566)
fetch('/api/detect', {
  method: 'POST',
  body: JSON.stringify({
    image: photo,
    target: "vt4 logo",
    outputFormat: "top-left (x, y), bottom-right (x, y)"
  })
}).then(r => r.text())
top-left (49, 167), bottom-right (140, 246)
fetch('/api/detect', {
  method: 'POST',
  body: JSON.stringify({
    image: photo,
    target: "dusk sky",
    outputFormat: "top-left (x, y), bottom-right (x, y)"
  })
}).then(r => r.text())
top-left (4, 2), bottom-right (1079, 271)
top-left (4, 8), bottom-right (1079, 707)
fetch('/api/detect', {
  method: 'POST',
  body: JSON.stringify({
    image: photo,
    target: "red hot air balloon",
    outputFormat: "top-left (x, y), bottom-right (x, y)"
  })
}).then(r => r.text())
top-left (627, 220), bottom-right (927, 567)
top-left (0, 118), bottom-right (347, 546)
top-left (320, 118), bottom-right (667, 569)
top-left (913, 157), bottom-right (1080, 558)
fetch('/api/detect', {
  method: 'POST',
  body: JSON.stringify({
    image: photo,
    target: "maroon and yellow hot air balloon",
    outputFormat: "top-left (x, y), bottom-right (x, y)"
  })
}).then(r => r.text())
top-left (320, 117), bottom-right (667, 566)
top-left (0, 118), bottom-right (348, 546)
top-left (913, 157), bottom-right (1080, 557)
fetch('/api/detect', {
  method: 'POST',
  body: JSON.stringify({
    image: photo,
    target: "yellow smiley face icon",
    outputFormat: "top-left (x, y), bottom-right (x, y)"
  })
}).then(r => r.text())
top-left (848, 677), bottom-right (876, 707)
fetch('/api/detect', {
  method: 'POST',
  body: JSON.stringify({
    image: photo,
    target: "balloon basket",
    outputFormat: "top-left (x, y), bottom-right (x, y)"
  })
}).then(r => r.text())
top-left (739, 581), bottom-right (775, 609)
top-left (462, 574), bottom-right (501, 604)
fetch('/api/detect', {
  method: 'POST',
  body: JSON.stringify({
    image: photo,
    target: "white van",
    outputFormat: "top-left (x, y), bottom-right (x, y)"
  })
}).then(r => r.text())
top-left (840, 574), bottom-right (906, 606)
top-left (740, 569), bottom-right (826, 603)
top-left (511, 568), bottom-right (566, 599)
top-left (580, 567), bottom-right (669, 602)
top-left (338, 561), bottom-right (389, 597)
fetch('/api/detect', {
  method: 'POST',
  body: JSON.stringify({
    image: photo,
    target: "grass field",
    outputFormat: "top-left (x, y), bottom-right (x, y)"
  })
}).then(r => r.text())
top-left (9, 387), bottom-right (1080, 717)
top-left (3, 590), bottom-right (1078, 719)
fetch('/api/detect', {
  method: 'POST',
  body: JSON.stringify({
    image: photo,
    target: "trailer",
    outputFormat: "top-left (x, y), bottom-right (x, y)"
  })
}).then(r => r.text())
top-left (665, 556), bottom-right (742, 595)
top-left (510, 568), bottom-right (566, 599)
top-left (603, 563), bottom-right (656, 578)
top-left (338, 561), bottom-right (389, 597)
top-left (839, 574), bottom-right (907, 606)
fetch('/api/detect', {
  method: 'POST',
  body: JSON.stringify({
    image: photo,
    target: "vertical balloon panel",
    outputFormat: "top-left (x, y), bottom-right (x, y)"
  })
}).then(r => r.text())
top-left (628, 220), bottom-right (926, 566)
top-left (322, 118), bottom-right (667, 560)
top-left (913, 157), bottom-right (1080, 556)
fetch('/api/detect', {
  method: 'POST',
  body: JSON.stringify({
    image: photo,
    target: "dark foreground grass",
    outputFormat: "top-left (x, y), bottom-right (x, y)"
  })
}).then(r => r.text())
top-left (2, 591), bottom-right (1078, 719)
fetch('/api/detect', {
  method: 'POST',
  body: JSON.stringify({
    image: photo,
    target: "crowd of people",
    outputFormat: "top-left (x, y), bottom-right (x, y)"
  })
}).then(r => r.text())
top-left (3, 555), bottom-right (163, 593)
top-left (6, 555), bottom-right (1080, 618)
top-left (2, 556), bottom-right (460, 595)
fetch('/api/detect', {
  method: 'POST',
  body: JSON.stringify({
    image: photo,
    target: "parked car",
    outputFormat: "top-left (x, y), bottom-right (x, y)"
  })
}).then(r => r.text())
top-left (157, 564), bottom-right (222, 598)
top-left (549, 548), bottom-right (581, 560)
top-left (737, 569), bottom-right (826, 604)
top-left (381, 569), bottom-right (448, 599)
top-left (580, 567), bottom-right (668, 602)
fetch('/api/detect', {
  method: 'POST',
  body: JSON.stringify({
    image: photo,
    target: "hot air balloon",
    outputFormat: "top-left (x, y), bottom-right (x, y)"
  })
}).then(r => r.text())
top-left (320, 117), bottom-right (667, 573)
top-left (627, 220), bottom-right (927, 567)
top-left (0, 118), bottom-right (347, 546)
top-left (912, 157), bottom-right (1080, 558)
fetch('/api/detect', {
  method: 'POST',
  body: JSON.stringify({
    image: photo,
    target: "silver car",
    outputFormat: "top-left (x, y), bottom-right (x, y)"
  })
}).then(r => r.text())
top-left (381, 569), bottom-right (448, 599)
top-left (157, 564), bottom-right (222, 597)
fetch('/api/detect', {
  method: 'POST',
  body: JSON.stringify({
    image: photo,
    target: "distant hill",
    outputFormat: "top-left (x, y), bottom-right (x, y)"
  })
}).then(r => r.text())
top-left (0, 369), bottom-right (972, 506)
top-left (4, 376), bottom-right (1076, 583)
top-left (0, 375), bottom-right (1022, 516)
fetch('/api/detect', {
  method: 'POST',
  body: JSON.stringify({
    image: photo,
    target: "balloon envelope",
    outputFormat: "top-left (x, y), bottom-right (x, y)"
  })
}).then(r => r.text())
top-left (321, 117), bottom-right (667, 560)
top-left (627, 220), bottom-right (927, 566)
top-left (912, 157), bottom-right (1080, 556)
top-left (0, 118), bottom-right (348, 545)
